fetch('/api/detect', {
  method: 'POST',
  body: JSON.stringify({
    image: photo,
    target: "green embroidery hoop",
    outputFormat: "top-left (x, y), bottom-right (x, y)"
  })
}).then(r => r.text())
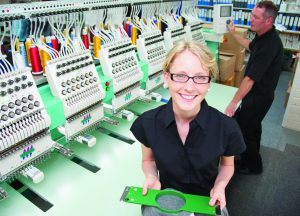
top-left (120, 186), bottom-right (218, 215)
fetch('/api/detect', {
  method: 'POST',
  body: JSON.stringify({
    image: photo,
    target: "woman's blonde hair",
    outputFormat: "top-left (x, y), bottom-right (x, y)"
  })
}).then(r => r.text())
top-left (162, 40), bottom-right (218, 78)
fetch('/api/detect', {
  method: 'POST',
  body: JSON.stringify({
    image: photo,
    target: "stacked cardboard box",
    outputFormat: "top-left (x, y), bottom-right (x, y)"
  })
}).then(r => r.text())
top-left (285, 53), bottom-right (299, 107)
top-left (219, 27), bottom-right (248, 87)
top-left (218, 52), bottom-right (236, 83)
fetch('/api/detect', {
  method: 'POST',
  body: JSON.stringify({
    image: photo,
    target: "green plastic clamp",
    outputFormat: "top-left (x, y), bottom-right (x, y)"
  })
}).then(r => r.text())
top-left (120, 186), bottom-right (217, 215)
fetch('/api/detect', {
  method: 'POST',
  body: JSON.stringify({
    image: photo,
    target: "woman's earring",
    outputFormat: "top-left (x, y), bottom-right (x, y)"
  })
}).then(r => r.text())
top-left (163, 83), bottom-right (168, 89)
top-left (207, 88), bottom-right (210, 92)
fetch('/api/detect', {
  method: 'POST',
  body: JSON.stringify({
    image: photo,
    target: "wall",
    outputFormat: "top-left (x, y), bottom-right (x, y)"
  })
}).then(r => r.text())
top-left (283, 57), bottom-right (300, 131)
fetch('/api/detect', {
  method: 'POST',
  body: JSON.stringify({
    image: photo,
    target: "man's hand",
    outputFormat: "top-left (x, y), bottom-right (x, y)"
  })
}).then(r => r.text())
top-left (142, 175), bottom-right (161, 195)
top-left (225, 101), bottom-right (238, 117)
top-left (226, 20), bottom-right (235, 35)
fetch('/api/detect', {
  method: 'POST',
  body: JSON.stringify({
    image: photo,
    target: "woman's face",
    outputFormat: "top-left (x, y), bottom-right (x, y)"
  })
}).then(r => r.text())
top-left (164, 50), bottom-right (210, 117)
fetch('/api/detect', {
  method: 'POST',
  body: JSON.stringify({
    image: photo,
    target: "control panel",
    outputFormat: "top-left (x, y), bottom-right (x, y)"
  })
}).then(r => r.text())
top-left (164, 25), bottom-right (186, 51)
top-left (184, 21), bottom-right (206, 45)
top-left (46, 50), bottom-right (105, 140)
top-left (136, 29), bottom-right (167, 92)
top-left (0, 68), bottom-right (53, 182)
top-left (99, 38), bottom-right (143, 113)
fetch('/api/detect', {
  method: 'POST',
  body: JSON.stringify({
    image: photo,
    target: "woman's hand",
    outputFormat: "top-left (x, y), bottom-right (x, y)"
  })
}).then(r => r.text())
top-left (142, 175), bottom-right (161, 195)
top-left (209, 185), bottom-right (226, 210)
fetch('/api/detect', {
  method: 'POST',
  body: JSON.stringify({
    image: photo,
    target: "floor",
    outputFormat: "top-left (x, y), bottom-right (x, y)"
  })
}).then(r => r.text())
top-left (226, 71), bottom-right (300, 216)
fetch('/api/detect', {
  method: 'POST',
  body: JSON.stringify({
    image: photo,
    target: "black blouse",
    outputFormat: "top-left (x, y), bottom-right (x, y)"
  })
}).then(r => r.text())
top-left (130, 99), bottom-right (246, 196)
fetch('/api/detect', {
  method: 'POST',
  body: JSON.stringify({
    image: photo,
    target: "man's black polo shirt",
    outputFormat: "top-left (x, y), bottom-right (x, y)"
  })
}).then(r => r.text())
top-left (130, 99), bottom-right (246, 196)
top-left (245, 26), bottom-right (283, 97)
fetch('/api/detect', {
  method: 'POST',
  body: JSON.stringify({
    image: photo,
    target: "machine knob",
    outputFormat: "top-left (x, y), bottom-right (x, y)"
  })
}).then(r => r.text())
top-left (28, 95), bottom-right (34, 101)
top-left (1, 115), bottom-right (8, 121)
top-left (0, 82), bottom-right (7, 87)
top-left (22, 97), bottom-right (28, 103)
top-left (8, 111), bottom-right (15, 118)
top-left (28, 103), bottom-right (34, 109)
top-left (8, 102), bottom-right (15, 109)
top-left (0, 91), bottom-right (6, 97)
top-left (15, 86), bottom-right (21, 91)
top-left (15, 100), bottom-right (22, 106)
top-left (21, 84), bottom-right (27, 89)
top-left (15, 109), bottom-right (22, 115)
top-left (8, 79), bottom-right (14, 85)
top-left (1, 105), bottom-right (8, 111)
top-left (22, 106), bottom-right (28, 112)
top-left (8, 88), bottom-right (14, 94)
top-left (34, 101), bottom-right (40, 107)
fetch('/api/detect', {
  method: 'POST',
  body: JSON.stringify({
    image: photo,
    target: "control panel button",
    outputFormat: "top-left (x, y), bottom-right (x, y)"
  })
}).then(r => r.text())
top-left (34, 101), bottom-right (40, 107)
top-left (1, 91), bottom-right (7, 97)
top-left (21, 84), bottom-right (27, 89)
top-left (1, 105), bottom-right (8, 111)
top-left (15, 109), bottom-right (22, 115)
top-left (1, 114), bottom-right (8, 121)
top-left (8, 102), bottom-right (15, 109)
top-left (22, 97), bottom-right (28, 103)
top-left (28, 95), bottom-right (34, 101)
top-left (15, 99), bottom-right (22, 106)
top-left (28, 103), bottom-right (34, 109)
top-left (22, 106), bottom-right (29, 112)
top-left (8, 88), bottom-right (14, 94)
top-left (0, 82), bottom-right (7, 88)
top-left (8, 111), bottom-right (15, 118)
top-left (8, 79), bottom-right (14, 85)
top-left (14, 86), bottom-right (21, 91)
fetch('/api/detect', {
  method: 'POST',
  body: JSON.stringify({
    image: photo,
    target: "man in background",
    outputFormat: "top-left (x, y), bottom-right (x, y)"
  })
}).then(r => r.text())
top-left (225, 1), bottom-right (283, 174)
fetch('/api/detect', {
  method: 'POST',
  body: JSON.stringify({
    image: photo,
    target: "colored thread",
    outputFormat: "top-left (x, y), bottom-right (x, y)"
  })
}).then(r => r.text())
top-left (40, 49), bottom-right (51, 74)
top-left (46, 36), bottom-right (52, 48)
top-left (25, 38), bottom-right (32, 65)
top-left (93, 35), bottom-right (101, 58)
top-left (41, 35), bottom-right (46, 43)
top-left (82, 30), bottom-right (89, 50)
top-left (157, 17), bottom-right (162, 31)
top-left (128, 24), bottom-right (132, 37)
top-left (51, 36), bottom-right (59, 58)
top-left (29, 45), bottom-right (43, 75)
top-left (19, 42), bottom-right (29, 67)
top-left (131, 26), bottom-right (137, 45)
top-left (125, 22), bottom-right (129, 35)
top-left (15, 38), bottom-right (20, 51)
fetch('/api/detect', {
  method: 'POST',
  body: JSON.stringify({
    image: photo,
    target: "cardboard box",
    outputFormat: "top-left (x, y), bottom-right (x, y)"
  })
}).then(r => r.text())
top-left (219, 27), bottom-right (248, 52)
top-left (220, 49), bottom-right (246, 71)
top-left (219, 53), bottom-right (236, 82)
top-left (220, 75), bottom-right (235, 87)
top-left (234, 65), bottom-right (246, 87)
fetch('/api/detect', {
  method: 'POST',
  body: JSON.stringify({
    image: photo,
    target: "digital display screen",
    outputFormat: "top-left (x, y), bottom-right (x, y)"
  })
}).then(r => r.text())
top-left (220, 6), bottom-right (232, 17)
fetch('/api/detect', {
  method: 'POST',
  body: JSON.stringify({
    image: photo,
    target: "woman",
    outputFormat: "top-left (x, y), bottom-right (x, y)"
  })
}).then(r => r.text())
top-left (130, 41), bottom-right (246, 216)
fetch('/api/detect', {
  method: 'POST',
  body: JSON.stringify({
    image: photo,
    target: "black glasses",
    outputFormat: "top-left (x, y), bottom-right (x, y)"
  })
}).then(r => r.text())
top-left (170, 73), bottom-right (211, 84)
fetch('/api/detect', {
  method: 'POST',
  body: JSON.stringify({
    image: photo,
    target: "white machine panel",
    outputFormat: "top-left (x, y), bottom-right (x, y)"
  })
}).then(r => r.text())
top-left (164, 24), bottom-right (186, 51)
top-left (0, 68), bottom-right (53, 181)
top-left (45, 50), bottom-right (105, 139)
top-left (99, 38), bottom-right (143, 113)
top-left (184, 21), bottom-right (206, 45)
top-left (136, 29), bottom-right (166, 92)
